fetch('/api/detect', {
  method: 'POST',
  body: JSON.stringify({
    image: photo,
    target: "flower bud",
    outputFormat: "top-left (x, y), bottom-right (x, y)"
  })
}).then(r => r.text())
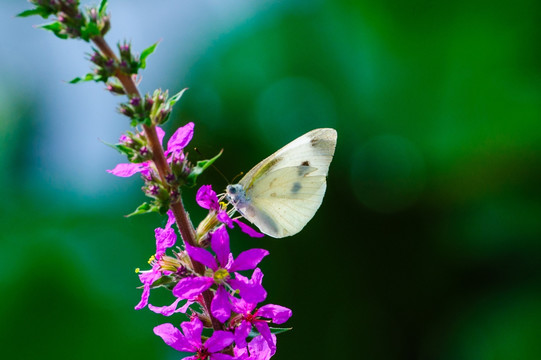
top-left (105, 82), bottom-right (125, 95)
top-left (100, 15), bottom-right (110, 36)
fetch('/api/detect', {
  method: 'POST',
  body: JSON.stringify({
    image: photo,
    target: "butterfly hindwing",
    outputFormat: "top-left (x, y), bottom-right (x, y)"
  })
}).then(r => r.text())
top-left (246, 166), bottom-right (327, 237)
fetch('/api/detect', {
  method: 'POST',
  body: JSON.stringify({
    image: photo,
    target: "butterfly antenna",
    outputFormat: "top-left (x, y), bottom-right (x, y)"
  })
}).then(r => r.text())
top-left (193, 147), bottom-right (230, 184)
top-left (231, 171), bottom-right (244, 184)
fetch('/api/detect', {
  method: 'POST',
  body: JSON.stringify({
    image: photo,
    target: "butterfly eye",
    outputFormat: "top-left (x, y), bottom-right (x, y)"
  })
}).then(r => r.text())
top-left (229, 187), bottom-right (237, 194)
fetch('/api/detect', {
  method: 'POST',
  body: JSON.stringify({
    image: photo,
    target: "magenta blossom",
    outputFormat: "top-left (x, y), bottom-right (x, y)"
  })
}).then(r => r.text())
top-left (154, 317), bottom-right (235, 360)
top-left (135, 210), bottom-right (178, 310)
top-left (172, 226), bottom-right (268, 322)
top-left (230, 297), bottom-right (291, 352)
top-left (196, 185), bottom-right (264, 238)
top-left (107, 122), bottom-right (194, 177)
top-left (234, 335), bottom-right (277, 360)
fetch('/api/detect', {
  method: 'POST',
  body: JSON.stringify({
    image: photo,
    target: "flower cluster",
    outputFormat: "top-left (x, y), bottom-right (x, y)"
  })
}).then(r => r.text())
top-left (20, 0), bottom-right (110, 41)
top-left (112, 124), bottom-right (291, 358)
top-left (108, 122), bottom-right (205, 213)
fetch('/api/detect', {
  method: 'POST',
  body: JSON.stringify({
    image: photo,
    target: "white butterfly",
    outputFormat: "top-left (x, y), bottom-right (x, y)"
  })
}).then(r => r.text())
top-left (226, 128), bottom-right (337, 238)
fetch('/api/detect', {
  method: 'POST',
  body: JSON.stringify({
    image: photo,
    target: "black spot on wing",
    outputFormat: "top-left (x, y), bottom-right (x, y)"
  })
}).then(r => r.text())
top-left (291, 182), bottom-right (302, 193)
top-left (301, 160), bottom-right (310, 166)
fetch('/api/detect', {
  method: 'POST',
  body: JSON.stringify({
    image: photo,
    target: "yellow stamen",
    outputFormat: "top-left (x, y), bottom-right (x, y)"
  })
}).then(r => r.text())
top-left (213, 268), bottom-right (230, 283)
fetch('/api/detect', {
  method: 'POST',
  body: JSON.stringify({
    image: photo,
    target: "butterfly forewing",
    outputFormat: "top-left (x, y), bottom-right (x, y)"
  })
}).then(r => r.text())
top-left (239, 128), bottom-right (337, 190)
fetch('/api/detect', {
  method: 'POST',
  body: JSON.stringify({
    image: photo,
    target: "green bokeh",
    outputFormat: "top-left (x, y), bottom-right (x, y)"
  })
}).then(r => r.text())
top-left (3, 0), bottom-right (541, 359)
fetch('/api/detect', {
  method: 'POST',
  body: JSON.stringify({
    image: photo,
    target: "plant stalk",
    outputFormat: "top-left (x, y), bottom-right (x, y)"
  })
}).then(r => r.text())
top-left (91, 35), bottom-right (227, 336)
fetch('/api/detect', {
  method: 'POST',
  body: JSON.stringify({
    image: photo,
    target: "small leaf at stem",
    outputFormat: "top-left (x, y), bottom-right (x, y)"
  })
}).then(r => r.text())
top-left (39, 22), bottom-right (68, 39)
top-left (99, 0), bottom-right (108, 16)
top-left (68, 73), bottom-right (99, 84)
top-left (126, 202), bottom-right (158, 217)
top-left (81, 21), bottom-right (100, 41)
top-left (16, 8), bottom-right (51, 19)
top-left (168, 88), bottom-right (188, 107)
top-left (139, 42), bottom-right (159, 69)
top-left (185, 150), bottom-right (223, 187)
top-left (150, 275), bottom-right (177, 290)
top-left (247, 326), bottom-right (293, 339)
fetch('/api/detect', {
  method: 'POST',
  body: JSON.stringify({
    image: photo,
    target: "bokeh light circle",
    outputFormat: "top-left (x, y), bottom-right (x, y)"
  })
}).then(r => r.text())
top-left (255, 77), bottom-right (337, 146)
top-left (350, 134), bottom-right (426, 213)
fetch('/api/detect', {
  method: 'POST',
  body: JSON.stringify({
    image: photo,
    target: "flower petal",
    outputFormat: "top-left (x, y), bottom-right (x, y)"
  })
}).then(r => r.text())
top-left (205, 330), bottom-right (235, 353)
top-left (153, 323), bottom-right (194, 352)
top-left (230, 249), bottom-right (269, 272)
top-left (155, 227), bottom-right (176, 254)
top-left (233, 219), bottom-right (265, 238)
top-left (134, 283), bottom-right (152, 310)
top-left (254, 321), bottom-right (276, 354)
top-left (234, 319), bottom-right (252, 349)
top-left (211, 285), bottom-right (232, 323)
top-left (165, 209), bottom-right (176, 229)
top-left (247, 335), bottom-right (276, 360)
top-left (230, 269), bottom-right (267, 304)
top-left (166, 122), bottom-right (194, 155)
top-left (211, 226), bottom-right (230, 268)
top-left (172, 276), bottom-right (213, 300)
top-left (135, 268), bottom-right (162, 310)
top-left (257, 304), bottom-right (292, 324)
top-left (106, 163), bottom-right (144, 177)
top-left (185, 243), bottom-right (218, 271)
top-left (180, 317), bottom-right (204, 347)
top-left (230, 296), bottom-right (255, 315)
top-left (196, 185), bottom-right (219, 210)
top-left (155, 126), bottom-right (166, 146)
top-left (149, 298), bottom-right (194, 316)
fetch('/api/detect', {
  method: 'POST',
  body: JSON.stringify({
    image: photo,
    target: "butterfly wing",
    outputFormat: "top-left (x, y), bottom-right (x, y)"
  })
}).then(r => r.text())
top-left (238, 128), bottom-right (337, 190)
top-left (241, 166), bottom-right (327, 237)
top-left (234, 128), bottom-right (337, 238)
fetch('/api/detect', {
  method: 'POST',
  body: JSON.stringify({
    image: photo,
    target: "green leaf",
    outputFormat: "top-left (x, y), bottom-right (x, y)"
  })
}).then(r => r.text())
top-left (39, 22), bottom-right (68, 39)
top-left (68, 73), bottom-right (99, 84)
top-left (139, 42), bottom-right (159, 69)
top-left (186, 150), bottom-right (223, 187)
top-left (247, 327), bottom-right (293, 339)
top-left (16, 8), bottom-right (51, 19)
top-left (150, 275), bottom-right (177, 290)
top-left (168, 88), bottom-right (188, 107)
top-left (114, 144), bottom-right (136, 157)
top-left (98, 0), bottom-right (108, 16)
top-left (126, 202), bottom-right (158, 217)
top-left (81, 21), bottom-right (100, 41)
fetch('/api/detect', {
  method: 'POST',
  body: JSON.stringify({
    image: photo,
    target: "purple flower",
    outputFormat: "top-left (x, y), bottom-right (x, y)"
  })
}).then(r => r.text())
top-left (107, 122), bottom-right (194, 177)
top-left (196, 185), bottom-right (264, 238)
top-left (234, 335), bottom-right (277, 360)
top-left (154, 317), bottom-right (235, 360)
top-left (164, 122), bottom-right (194, 161)
top-left (148, 297), bottom-right (194, 317)
top-left (107, 161), bottom-right (151, 178)
top-left (230, 298), bottom-right (291, 352)
top-left (172, 226), bottom-right (269, 322)
top-left (135, 210), bottom-right (179, 310)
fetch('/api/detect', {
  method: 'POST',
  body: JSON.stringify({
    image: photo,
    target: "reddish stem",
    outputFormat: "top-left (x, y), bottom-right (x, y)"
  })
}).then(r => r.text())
top-left (91, 35), bottom-right (226, 334)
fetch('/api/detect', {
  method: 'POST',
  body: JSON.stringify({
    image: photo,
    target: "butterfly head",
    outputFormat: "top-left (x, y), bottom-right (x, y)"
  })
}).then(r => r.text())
top-left (225, 184), bottom-right (248, 207)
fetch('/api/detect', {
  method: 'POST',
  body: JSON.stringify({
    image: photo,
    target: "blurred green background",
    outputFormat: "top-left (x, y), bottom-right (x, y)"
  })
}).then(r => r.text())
top-left (2, 0), bottom-right (541, 359)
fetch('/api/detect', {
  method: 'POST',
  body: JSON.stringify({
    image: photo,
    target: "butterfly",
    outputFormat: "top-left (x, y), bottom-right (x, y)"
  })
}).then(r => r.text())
top-left (225, 128), bottom-right (337, 238)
